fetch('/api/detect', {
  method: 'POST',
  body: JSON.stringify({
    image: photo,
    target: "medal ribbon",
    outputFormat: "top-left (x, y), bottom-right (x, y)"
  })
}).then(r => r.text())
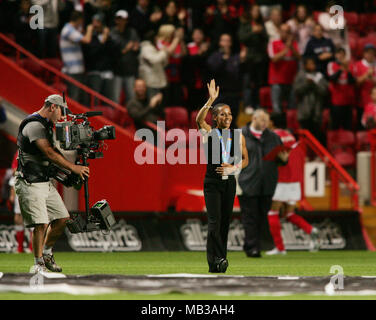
top-left (215, 129), bottom-right (232, 164)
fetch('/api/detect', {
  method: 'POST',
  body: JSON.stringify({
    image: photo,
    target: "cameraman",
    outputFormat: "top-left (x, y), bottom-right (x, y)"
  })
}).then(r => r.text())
top-left (15, 94), bottom-right (90, 273)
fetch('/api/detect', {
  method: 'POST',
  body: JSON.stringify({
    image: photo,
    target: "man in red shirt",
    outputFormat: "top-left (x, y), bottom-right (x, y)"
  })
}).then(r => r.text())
top-left (353, 43), bottom-right (376, 124)
top-left (327, 47), bottom-right (356, 130)
top-left (268, 23), bottom-right (300, 114)
top-left (362, 86), bottom-right (376, 129)
top-left (266, 113), bottom-right (320, 255)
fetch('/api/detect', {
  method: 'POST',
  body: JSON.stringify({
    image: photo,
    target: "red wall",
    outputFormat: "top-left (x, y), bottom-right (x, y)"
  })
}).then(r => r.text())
top-left (0, 54), bottom-right (206, 211)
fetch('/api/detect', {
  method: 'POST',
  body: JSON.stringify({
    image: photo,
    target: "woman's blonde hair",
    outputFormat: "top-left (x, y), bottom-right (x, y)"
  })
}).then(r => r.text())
top-left (157, 24), bottom-right (176, 41)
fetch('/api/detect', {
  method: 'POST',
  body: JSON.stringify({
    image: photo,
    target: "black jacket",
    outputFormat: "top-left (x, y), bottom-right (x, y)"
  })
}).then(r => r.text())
top-left (238, 125), bottom-right (284, 197)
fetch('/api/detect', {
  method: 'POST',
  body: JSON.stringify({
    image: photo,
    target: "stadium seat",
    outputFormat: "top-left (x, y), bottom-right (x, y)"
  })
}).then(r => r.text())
top-left (327, 130), bottom-right (355, 149)
top-left (313, 11), bottom-right (321, 22)
top-left (286, 109), bottom-right (299, 132)
top-left (348, 31), bottom-right (359, 58)
top-left (332, 148), bottom-right (356, 167)
top-left (42, 58), bottom-right (63, 72)
top-left (356, 131), bottom-right (370, 151)
top-left (19, 58), bottom-right (45, 79)
top-left (327, 130), bottom-right (356, 167)
top-left (164, 106), bottom-right (189, 130)
top-left (259, 86), bottom-right (272, 111)
top-left (51, 80), bottom-right (67, 93)
top-left (344, 12), bottom-right (359, 31)
top-left (358, 14), bottom-right (368, 34)
top-left (368, 13), bottom-right (376, 30)
top-left (190, 110), bottom-right (212, 129)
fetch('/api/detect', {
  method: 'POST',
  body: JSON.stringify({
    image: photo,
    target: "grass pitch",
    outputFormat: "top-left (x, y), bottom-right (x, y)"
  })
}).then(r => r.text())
top-left (1, 251), bottom-right (376, 299)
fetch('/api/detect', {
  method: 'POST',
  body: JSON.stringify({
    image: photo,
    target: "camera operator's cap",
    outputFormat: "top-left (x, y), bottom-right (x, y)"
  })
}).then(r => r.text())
top-left (364, 43), bottom-right (376, 52)
top-left (45, 94), bottom-right (72, 115)
top-left (115, 10), bottom-right (128, 19)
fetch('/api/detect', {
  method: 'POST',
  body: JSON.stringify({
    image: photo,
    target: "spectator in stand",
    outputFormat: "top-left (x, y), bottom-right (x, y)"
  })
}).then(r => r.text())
top-left (238, 3), bottom-right (269, 114)
top-left (293, 57), bottom-right (328, 141)
top-left (183, 28), bottom-right (210, 111)
top-left (265, 7), bottom-right (282, 41)
top-left (82, 14), bottom-right (116, 103)
top-left (111, 10), bottom-right (140, 104)
top-left (318, 1), bottom-right (350, 59)
top-left (138, 29), bottom-right (182, 98)
top-left (304, 23), bottom-right (335, 76)
top-left (286, 4), bottom-right (315, 54)
top-left (127, 79), bottom-right (164, 128)
top-left (362, 86), bottom-right (376, 129)
top-left (151, 0), bottom-right (187, 31)
top-left (204, 0), bottom-right (239, 48)
top-left (156, 24), bottom-right (187, 106)
top-left (353, 44), bottom-right (376, 124)
top-left (130, 0), bottom-right (162, 40)
top-left (327, 47), bottom-right (356, 130)
top-left (13, 0), bottom-right (37, 55)
top-left (257, 1), bottom-right (282, 20)
top-left (31, 0), bottom-right (65, 58)
top-left (207, 33), bottom-right (247, 124)
top-left (268, 23), bottom-right (300, 114)
top-left (60, 11), bottom-right (93, 104)
top-left (83, 0), bottom-right (116, 28)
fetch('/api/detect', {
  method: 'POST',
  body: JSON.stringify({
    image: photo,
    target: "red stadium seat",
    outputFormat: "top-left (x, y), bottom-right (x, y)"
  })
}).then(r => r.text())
top-left (344, 12), bottom-right (359, 30)
top-left (348, 31), bottom-right (359, 58)
top-left (19, 58), bottom-right (45, 79)
top-left (327, 130), bottom-right (356, 167)
top-left (190, 110), bottom-right (212, 129)
top-left (356, 131), bottom-right (370, 151)
top-left (327, 130), bottom-right (355, 150)
top-left (286, 109), bottom-right (299, 132)
top-left (368, 13), bottom-right (376, 30)
top-left (42, 58), bottom-right (63, 71)
top-left (164, 106), bottom-right (189, 130)
top-left (332, 148), bottom-right (356, 167)
top-left (51, 80), bottom-right (67, 93)
top-left (259, 86), bottom-right (272, 110)
top-left (313, 11), bottom-right (321, 22)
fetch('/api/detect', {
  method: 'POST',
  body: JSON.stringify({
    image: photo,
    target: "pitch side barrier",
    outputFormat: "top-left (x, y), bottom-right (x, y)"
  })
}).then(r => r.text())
top-left (0, 210), bottom-right (368, 252)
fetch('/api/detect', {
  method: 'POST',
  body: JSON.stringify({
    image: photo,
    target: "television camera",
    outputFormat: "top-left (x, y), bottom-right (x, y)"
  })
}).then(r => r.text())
top-left (54, 109), bottom-right (116, 234)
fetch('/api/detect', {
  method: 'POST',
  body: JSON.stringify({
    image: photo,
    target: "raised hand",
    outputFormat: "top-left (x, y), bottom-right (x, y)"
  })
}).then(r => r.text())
top-left (207, 79), bottom-right (219, 101)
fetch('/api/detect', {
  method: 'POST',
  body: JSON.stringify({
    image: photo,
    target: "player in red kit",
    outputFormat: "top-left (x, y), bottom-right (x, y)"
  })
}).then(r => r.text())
top-left (8, 151), bottom-right (32, 253)
top-left (266, 114), bottom-right (320, 255)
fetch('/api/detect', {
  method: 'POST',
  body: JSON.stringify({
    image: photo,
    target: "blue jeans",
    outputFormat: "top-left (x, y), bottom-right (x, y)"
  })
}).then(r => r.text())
top-left (271, 84), bottom-right (295, 113)
top-left (113, 75), bottom-right (135, 104)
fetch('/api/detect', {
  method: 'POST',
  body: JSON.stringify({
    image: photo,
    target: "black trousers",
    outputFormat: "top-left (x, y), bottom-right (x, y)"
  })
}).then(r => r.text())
top-left (330, 105), bottom-right (353, 130)
top-left (204, 178), bottom-right (236, 269)
top-left (239, 195), bottom-right (272, 253)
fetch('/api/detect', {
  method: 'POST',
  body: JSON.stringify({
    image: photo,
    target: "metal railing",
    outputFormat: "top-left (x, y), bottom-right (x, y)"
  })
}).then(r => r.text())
top-left (297, 129), bottom-right (360, 211)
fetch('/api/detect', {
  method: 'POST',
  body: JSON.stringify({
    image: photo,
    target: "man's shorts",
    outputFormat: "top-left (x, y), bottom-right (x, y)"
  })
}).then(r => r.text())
top-left (272, 182), bottom-right (301, 204)
top-left (14, 177), bottom-right (69, 227)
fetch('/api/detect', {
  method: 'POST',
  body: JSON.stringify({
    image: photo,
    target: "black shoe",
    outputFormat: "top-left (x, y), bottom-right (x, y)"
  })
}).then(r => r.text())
top-left (217, 258), bottom-right (228, 273)
top-left (209, 258), bottom-right (229, 273)
top-left (43, 253), bottom-right (62, 272)
top-left (245, 250), bottom-right (261, 258)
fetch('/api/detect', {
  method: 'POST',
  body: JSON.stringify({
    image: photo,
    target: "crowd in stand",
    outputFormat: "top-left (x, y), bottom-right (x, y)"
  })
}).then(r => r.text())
top-left (2, 0), bottom-right (376, 142)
